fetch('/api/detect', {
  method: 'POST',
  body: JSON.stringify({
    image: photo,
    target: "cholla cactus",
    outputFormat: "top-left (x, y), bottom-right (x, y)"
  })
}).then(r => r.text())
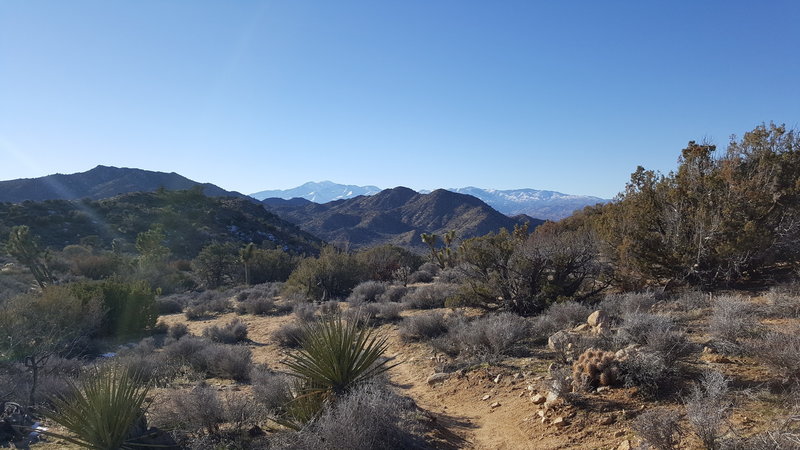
top-left (572, 348), bottom-right (620, 390)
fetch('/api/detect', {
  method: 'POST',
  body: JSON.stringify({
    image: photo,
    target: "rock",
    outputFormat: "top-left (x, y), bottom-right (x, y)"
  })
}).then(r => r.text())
top-left (527, 384), bottom-right (535, 391)
top-left (548, 330), bottom-right (571, 351)
top-left (552, 416), bottom-right (568, 427)
top-left (573, 323), bottom-right (591, 332)
top-left (514, 372), bottom-right (523, 379)
top-left (596, 386), bottom-right (611, 393)
top-left (531, 393), bottom-right (547, 404)
top-left (587, 310), bottom-right (609, 327)
top-left (427, 373), bottom-right (450, 385)
top-left (490, 402), bottom-right (501, 409)
top-left (481, 394), bottom-right (491, 401)
top-left (493, 374), bottom-right (503, 383)
top-left (617, 440), bottom-right (631, 450)
top-left (598, 415), bottom-right (615, 425)
top-left (544, 390), bottom-right (559, 409)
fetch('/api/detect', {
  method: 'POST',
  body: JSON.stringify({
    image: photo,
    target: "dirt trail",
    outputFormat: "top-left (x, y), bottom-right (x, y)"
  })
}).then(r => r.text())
top-left (383, 328), bottom-right (546, 450)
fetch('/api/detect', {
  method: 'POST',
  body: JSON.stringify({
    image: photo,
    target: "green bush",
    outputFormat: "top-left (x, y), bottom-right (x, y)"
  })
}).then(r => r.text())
top-left (284, 247), bottom-right (364, 301)
top-left (70, 278), bottom-right (157, 338)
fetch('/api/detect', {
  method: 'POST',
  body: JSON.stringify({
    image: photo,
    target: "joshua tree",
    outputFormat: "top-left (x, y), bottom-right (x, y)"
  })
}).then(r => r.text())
top-left (241, 242), bottom-right (256, 285)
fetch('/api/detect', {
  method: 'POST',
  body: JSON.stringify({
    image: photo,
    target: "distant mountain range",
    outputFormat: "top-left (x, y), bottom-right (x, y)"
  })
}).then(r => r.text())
top-left (253, 182), bottom-right (607, 220)
top-left (261, 187), bottom-right (544, 249)
top-left (0, 165), bottom-right (246, 203)
top-left (251, 181), bottom-right (381, 203)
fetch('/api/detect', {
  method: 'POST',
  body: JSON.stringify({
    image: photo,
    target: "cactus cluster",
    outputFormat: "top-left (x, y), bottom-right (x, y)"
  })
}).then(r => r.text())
top-left (572, 348), bottom-right (620, 390)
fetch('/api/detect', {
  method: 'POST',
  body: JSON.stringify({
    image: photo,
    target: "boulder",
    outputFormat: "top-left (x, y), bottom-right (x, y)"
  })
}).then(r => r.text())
top-left (587, 310), bottom-right (609, 327)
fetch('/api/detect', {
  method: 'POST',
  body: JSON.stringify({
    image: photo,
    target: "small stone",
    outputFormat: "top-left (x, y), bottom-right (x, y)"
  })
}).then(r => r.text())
top-left (552, 416), bottom-right (568, 427)
top-left (587, 310), bottom-right (609, 327)
top-left (427, 373), bottom-right (450, 385)
top-left (514, 372), bottom-right (522, 379)
top-left (531, 393), bottom-right (547, 404)
top-left (596, 386), bottom-right (611, 393)
top-left (490, 402), bottom-right (501, 409)
top-left (598, 415), bottom-right (615, 425)
top-left (544, 390), bottom-right (559, 408)
top-left (494, 374), bottom-right (503, 383)
top-left (481, 394), bottom-right (491, 401)
top-left (527, 384), bottom-right (535, 391)
top-left (617, 440), bottom-right (631, 450)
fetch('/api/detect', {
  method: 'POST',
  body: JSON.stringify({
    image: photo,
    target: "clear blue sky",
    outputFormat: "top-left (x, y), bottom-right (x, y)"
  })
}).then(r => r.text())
top-left (1, 1), bottom-right (798, 198)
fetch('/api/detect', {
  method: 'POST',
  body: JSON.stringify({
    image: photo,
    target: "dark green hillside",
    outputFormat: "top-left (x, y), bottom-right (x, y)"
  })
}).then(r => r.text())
top-left (0, 189), bottom-right (322, 258)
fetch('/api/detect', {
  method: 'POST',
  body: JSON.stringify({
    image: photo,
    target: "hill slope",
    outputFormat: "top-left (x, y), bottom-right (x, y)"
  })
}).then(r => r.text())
top-left (0, 165), bottom-right (245, 203)
top-left (262, 187), bottom-right (544, 249)
top-left (251, 181), bottom-right (381, 203)
top-left (0, 189), bottom-right (322, 258)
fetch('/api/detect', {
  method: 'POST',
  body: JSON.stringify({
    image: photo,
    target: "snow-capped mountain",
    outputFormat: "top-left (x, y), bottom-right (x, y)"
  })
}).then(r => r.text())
top-left (253, 182), bottom-right (607, 220)
top-left (445, 187), bottom-right (607, 220)
top-left (250, 181), bottom-right (381, 203)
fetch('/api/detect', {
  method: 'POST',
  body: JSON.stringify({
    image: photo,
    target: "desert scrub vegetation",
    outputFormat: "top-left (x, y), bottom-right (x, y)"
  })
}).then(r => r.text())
top-left (708, 295), bottom-right (762, 354)
top-left (401, 282), bottom-right (458, 309)
top-left (632, 408), bottom-right (683, 450)
top-left (399, 311), bottom-right (449, 341)
top-left (346, 280), bottom-right (388, 304)
top-left (432, 312), bottom-right (530, 360)
top-left (684, 370), bottom-right (732, 450)
top-left (202, 318), bottom-right (249, 344)
top-left (162, 336), bottom-right (253, 381)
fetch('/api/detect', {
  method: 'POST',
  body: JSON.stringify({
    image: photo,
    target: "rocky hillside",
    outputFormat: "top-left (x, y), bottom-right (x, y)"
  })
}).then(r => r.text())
top-left (262, 187), bottom-right (544, 249)
top-left (0, 165), bottom-right (245, 203)
top-left (0, 189), bottom-right (322, 258)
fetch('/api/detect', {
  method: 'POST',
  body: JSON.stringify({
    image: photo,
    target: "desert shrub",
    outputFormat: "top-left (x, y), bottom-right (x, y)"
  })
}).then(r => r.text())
top-left (155, 297), bottom-right (183, 315)
top-left (433, 313), bottom-right (529, 358)
top-left (184, 291), bottom-right (230, 320)
top-left (437, 266), bottom-right (468, 283)
top-left (401, 283), bottom-right (457, 309)
top-left (115, 351), bottom-right (178, 387)
top-left (685, 371), bottom-right (731, 450)
top-left (620, 351), bottom-right (671, 398)
top-left (197, 344), bottom-right (252, 381)
top-left (615, 312), bottom-right (693, 364)
top-left (168, 323), bottom-right (189, 340)
top-left (669, 289), bottom-right (711, 311)
top-left (530, 301), bottom-right (592, 339)
top-left (71, 253), bottom-right (121, 279)
top-left (163, 337), bottom-right (252, 381)
top-left (598, 292), bottom-right (660, 321)
top-left (399, 312), bottom-right (448, 341)
top-left (193, 242), bottom-right (240, 288)
top-left (633, 408), bottom-right (683, 450)
top-left (748, 327), bottom-right (800, 383)
top-left (251, 366), bottom-right (292, 412)
top-left (0, 286), bottom-right (103, 362)
top-left (273, 323), bottom-right (305, 348)
top-left (709, 296), bottom-right (761, 354)
top-left (248, 249), bottom-right (298, 284)
top-left (724, 414), bottom-right (800, 449)
top-left (236, 297), bottom-right (276, 315)
top-left (374, 302), bottom-right (404, 321)
top-left (284, 247), bottom-right (364, 301)
top-left (203, 318), bottom-right (248, 344)
top-left (378, 285), bottom-right (408, 303)
top-left (347, 281), bottom-right (388, 304)
top-left (408, 270), bottom-right (434, 284)
top-left (764, 287), bottom-right (800, 318)
top-left (0, 358), bottom-right (82, 406)
top-left (275, 383), bottom-right (424, 450)
top-left (150, 384), bottom-right (262, 442)
top-left (293, 302), bottom-right (317, 323)
top-left (318, 301), bottom-right (340, 317)
top-left (355, 245), bottom-right (423, 282)
top-left (0, 270), bottom-right (34, 302)
top-left (70, 278), bottom-right (157, 338)
top-left (418, 262), bottom-right (440, 276)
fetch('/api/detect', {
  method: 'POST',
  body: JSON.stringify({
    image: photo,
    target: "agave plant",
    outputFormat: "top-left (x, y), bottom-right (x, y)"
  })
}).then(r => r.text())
top-left (39, 367), bottom-right (150, 450)
top-left (280, 314), bottom-right (397, 427)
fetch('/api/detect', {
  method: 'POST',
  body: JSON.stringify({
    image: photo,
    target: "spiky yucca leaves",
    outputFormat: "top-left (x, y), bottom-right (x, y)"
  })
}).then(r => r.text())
top-left (40, 368), bottom-right (150, 450)
top-left (280, 314), bottom-right (397, 427)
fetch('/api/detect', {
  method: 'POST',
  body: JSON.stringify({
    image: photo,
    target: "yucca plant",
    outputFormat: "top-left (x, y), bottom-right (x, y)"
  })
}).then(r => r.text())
top-left (39, 367), bottom-right (151, 449)
top-left (279, 314), bottom-right (397, 427)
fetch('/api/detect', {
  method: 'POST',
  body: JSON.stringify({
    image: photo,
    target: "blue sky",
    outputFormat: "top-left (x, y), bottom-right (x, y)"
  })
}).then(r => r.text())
top-left (1, 1), bottom-right (798, 198)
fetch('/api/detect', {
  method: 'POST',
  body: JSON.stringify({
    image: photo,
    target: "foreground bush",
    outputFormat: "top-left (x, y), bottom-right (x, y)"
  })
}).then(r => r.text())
top-left (41, 368), bottom-right (150, 450)
top-left (433, 313), bottom-right (529, 358)
top-left (203, 318), bottom-right (248, 344)
top-left (274, 383), bottom-right (425, 450)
